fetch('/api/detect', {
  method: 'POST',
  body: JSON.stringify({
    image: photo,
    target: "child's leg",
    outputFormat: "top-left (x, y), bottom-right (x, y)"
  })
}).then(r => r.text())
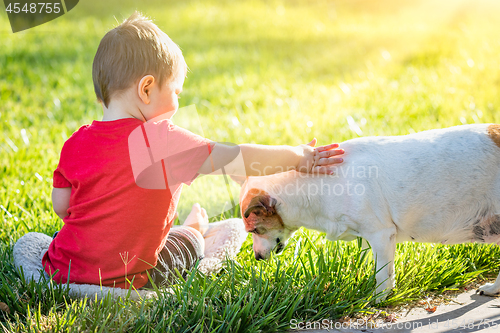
top-left (144, 203), bottom-right (247, 287)
top-left (146, 226), bottom-right (205, 287)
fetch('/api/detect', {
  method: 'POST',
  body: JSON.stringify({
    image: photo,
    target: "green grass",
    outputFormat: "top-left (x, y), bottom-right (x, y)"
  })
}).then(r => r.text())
top-left (2, 0), bottom-right (500, 331)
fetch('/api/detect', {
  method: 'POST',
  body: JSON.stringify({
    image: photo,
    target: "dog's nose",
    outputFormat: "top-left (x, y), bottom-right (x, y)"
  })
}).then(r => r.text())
top-left (255, 253), bottom-right (264, 260)
top-left (275, 243), bottom-right (284, 253)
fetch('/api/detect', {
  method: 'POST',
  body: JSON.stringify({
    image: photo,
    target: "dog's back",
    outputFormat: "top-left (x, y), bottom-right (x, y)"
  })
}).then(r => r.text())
top-left (334, 124), bottom-right (500, 244)
top-left (246, 124), bottom-right (500, 245)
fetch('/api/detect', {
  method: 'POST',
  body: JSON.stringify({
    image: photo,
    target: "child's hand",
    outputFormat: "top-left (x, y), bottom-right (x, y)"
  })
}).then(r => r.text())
top-left (296, 138), bottom-right (344, 175)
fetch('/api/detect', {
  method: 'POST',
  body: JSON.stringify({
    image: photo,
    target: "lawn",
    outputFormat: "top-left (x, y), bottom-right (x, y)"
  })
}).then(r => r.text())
top-left (2, 0), bottom-right (500, 331)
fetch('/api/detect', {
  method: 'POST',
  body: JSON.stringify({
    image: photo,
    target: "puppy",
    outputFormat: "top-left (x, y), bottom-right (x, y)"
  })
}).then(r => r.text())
top-left (239, 124), bottom-right (500, 299)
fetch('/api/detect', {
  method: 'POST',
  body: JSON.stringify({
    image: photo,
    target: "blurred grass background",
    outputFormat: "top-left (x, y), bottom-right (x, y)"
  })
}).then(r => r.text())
top-left (2, 0), bottom-right (500, 223)
top-left (2, 0), bottom-right (500, 330)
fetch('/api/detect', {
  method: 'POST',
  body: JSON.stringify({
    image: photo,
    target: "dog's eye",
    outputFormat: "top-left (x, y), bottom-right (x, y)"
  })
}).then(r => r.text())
top-left (249, 227), bottom-right (266, 235)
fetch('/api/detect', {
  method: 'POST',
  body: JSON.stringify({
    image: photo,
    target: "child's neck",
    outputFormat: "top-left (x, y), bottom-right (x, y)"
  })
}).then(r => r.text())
top-left (101, 113), bottom-right (139, 122)
top-left (101, 96), bottom-right (146, 122)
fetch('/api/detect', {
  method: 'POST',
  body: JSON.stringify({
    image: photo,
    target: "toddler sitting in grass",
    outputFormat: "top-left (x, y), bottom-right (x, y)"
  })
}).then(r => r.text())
top-left (37, 12), bottom-right (344, 289)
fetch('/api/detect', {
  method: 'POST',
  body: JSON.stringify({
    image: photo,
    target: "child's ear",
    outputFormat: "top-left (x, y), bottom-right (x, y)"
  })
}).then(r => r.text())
top-left (138, 75), bottom-right (155, 104)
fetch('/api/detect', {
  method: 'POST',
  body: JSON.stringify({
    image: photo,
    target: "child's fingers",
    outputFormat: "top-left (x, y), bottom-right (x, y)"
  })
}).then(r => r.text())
top-left (316, 157), bottom-right (344, 166)
top-left (317, 149), bottom-right (344, 158)
top-left (309, 157), bottom-right (344, 174)
top-left (315, 143), bottom-right (339, 152)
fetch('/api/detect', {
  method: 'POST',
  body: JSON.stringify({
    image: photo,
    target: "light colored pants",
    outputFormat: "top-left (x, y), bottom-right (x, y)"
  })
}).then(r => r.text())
top-left (143, 226), bottom-right (205, 288)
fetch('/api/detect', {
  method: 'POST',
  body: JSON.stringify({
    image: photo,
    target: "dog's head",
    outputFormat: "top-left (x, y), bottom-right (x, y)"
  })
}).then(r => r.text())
top-left (241, 187), bottom-right (295, 260)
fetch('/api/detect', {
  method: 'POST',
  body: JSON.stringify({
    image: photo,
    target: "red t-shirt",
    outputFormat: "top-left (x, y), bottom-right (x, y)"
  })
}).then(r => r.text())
top-left (42, 118), bottom-right (212, 289)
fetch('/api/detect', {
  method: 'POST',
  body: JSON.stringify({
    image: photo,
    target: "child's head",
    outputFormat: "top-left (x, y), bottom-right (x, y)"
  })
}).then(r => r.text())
top-left (92, 12), bottom-right (187, 110)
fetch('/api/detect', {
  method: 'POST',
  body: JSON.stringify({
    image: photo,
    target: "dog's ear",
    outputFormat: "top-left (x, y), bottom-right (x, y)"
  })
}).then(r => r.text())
top-left (230, 175), bottom-right (247, 186)
top-left (244, 195), bottom-right (277, 218)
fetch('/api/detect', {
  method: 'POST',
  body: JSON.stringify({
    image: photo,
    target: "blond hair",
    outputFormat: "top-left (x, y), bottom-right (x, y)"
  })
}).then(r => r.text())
top-left (92, 12), bottom-right (187, 107)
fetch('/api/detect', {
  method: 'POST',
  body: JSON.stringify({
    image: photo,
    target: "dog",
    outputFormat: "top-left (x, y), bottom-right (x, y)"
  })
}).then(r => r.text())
top-left (238, 124), bottom-right (500, 299)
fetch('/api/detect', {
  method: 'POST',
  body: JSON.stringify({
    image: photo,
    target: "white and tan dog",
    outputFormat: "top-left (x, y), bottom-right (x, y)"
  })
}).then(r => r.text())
top-left (239, 124), bottom-right (500, 299)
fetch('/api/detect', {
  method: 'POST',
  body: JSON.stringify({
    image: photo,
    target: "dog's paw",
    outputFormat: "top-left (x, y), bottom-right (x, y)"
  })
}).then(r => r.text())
top-left (477, 283), bottom-right (500, 297)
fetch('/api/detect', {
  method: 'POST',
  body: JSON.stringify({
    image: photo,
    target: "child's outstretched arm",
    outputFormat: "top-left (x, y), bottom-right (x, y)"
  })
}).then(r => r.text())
top-left (198, 139), bottom-right (344, 177)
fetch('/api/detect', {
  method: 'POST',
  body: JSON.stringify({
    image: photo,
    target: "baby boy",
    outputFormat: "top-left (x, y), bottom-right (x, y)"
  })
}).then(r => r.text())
top-left (42, 12), bottom-right (344, 289)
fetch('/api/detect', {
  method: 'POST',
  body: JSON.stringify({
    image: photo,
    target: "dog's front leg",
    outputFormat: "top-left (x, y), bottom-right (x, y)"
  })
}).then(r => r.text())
top-left (363, 227), bottom-right (397, 302)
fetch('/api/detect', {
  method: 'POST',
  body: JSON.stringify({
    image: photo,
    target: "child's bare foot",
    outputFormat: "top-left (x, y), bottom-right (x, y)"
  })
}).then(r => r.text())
top-left (183, 203), bottom-right (209, 235)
